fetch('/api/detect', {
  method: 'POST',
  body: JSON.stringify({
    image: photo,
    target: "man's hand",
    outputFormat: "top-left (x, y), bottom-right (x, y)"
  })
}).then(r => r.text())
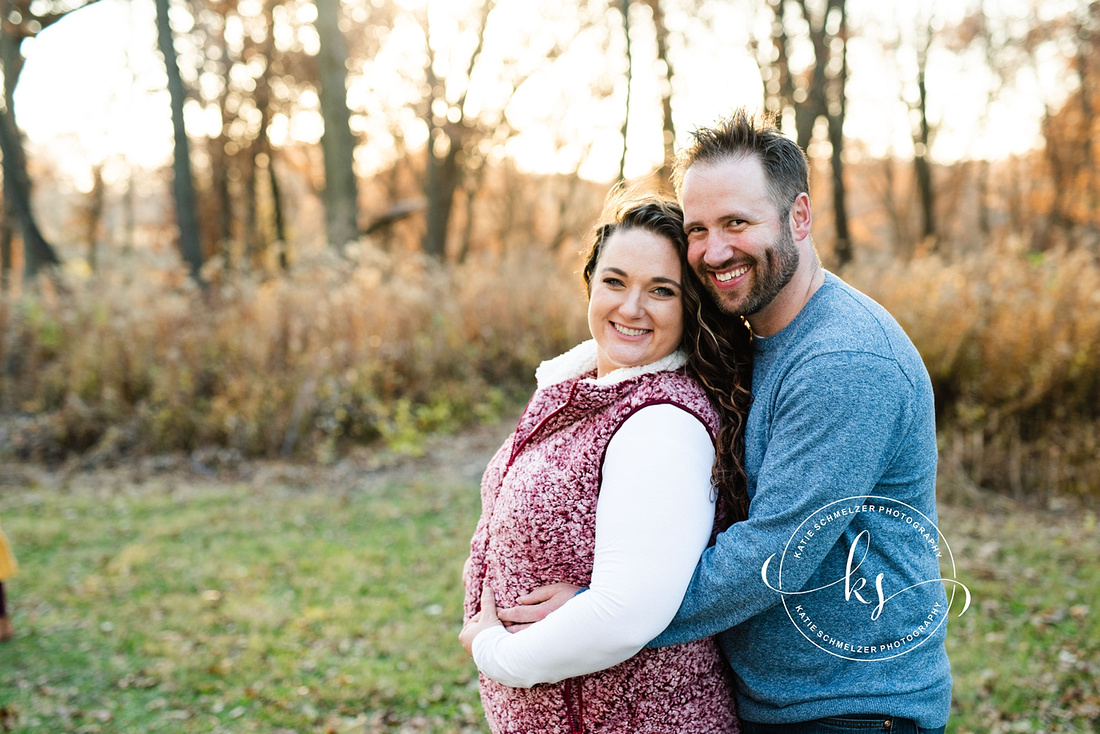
top-left (497, 582), bottom-right (583, 632)
top-left (459, 587), bottom-right (502, 656)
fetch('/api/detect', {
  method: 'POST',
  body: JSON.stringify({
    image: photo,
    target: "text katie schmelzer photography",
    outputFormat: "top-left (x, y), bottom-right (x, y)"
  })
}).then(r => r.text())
top-left (761, 496), bottom-right (972, 662)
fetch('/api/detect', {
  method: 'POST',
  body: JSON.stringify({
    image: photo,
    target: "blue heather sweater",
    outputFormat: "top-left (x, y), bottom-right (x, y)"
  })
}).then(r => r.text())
top-left (651, 273), bottom-right (953, 727)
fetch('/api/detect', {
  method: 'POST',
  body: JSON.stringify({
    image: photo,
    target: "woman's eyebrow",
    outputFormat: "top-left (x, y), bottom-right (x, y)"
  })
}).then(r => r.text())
top-left (599, 266), bottom-right (681, 289)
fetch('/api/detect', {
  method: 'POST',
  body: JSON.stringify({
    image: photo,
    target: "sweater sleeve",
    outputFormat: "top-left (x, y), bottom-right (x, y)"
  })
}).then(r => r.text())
top-left (471, 403), bottom-right (717, 687)
top-left (650, 351), bottom-right (919, 647)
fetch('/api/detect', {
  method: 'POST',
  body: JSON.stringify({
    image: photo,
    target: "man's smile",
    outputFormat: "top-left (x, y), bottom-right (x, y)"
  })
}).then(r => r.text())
top-left (714, 264), bottom-right (750, 283)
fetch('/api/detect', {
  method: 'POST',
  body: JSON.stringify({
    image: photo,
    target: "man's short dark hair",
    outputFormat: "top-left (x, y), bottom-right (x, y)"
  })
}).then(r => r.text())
top-left (671, 109), bottom-right (810, 215)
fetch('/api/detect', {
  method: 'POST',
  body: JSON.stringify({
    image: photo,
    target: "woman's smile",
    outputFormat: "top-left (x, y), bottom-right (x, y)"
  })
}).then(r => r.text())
top-left (610, 322), bottom-right (652, 337)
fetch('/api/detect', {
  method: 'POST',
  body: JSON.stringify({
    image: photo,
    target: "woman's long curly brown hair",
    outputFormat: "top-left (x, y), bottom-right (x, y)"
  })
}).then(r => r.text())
top-left (582, 188), bottom-right (754, 524)
top-left (680, 277), bottom-right (754, 525)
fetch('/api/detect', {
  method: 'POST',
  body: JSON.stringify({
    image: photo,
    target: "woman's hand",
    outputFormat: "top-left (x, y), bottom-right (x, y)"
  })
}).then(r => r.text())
top-left (459, 586), bottom-right (502, 656)
top-left (497, 582), bottom-right (583, 632)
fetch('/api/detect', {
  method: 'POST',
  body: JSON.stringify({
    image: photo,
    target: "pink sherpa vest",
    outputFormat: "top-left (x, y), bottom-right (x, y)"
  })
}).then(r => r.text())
top-left (464, 345), bottom-right (739, 734)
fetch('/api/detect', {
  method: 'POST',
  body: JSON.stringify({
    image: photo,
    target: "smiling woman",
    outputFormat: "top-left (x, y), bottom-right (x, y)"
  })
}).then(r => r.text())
top-left (585, 224), bottom-right (684, 378)
top-left (458, 191), bottom-right (752, 733)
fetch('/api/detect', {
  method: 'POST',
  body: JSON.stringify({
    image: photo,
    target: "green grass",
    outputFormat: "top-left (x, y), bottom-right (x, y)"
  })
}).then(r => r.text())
top-left (938, 498), bottom-right (1100, 733)
top-left (0, 452), bottom-right (1097, 733)
top-left (0, 458), bottom-right (487, 733)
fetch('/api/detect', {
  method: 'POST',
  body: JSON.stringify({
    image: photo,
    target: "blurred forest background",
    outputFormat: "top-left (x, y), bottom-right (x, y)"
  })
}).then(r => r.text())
top-left (2, 2), bottom-right (1100, 732)
top-left (1, 0), bottom-right (1099, 500)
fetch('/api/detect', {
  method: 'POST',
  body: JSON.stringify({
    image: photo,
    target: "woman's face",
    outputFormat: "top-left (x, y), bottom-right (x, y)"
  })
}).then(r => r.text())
top-left (588, 227), bottom-right (685, 377)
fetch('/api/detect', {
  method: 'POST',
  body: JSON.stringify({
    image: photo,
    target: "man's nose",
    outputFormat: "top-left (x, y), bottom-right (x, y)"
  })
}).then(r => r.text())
top-left (701, 232), bottom-right (735, 267)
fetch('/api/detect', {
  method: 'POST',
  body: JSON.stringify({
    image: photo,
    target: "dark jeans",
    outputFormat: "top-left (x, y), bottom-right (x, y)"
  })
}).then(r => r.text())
top-left (740, 714), bottom-right (946, 734)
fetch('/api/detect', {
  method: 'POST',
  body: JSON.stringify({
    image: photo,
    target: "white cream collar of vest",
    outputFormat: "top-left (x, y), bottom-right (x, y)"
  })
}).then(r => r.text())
top-left (534, 339), bottom-right (688, 390)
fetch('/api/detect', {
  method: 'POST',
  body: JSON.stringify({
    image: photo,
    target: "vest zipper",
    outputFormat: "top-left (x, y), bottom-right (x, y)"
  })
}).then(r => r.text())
top-left (564, 678), bottom-right (584, 734)
top-left (506, 381), bottom-right (581, 468)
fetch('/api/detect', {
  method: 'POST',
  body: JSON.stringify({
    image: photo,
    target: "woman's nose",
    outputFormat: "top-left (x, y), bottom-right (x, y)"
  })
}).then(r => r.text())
top-left (619, 289), bottom-right (645, 318)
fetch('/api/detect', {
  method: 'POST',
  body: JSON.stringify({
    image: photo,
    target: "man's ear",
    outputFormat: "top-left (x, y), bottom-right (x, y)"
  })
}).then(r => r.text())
top-left (790, 192), bottom-right (812, 240)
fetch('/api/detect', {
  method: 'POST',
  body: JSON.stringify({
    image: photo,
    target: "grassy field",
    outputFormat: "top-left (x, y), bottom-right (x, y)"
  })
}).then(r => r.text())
top-left (0, 420), bottom-right (1097, 733)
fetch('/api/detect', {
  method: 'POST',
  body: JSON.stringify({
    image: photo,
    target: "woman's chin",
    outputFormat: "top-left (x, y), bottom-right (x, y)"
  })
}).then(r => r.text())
top-left (597, 345), bottom-right (676, 376)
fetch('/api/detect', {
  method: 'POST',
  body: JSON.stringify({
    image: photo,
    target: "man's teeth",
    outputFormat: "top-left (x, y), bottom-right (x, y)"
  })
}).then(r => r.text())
top-left (716, 265), bottom-right (749, 283)
top-left (613, 323), bottom-right (649, 336)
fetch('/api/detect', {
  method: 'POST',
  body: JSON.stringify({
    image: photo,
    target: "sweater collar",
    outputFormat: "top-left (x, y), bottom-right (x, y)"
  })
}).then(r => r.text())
top-left (755, 271), bottom-right (837, 354)
top-left (535, 339), bottom-right (688, 389)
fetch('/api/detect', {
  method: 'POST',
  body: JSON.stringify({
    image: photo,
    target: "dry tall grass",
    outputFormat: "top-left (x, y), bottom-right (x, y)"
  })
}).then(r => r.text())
top-left (2, 244), bottom-right (1097, 497)
top-left (848, 245), bottom-right (1100, 499)
top-left (0, 245), bottom-right (588, 463)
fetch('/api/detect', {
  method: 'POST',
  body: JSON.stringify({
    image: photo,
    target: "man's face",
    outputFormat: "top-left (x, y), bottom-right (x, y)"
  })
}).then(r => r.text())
top-left (681, 155), bottom-right (799, 320)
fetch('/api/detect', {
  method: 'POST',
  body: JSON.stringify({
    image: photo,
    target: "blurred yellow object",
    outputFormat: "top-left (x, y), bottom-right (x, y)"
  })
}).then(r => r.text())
top-left (0, 523), bottom-right (16, 580)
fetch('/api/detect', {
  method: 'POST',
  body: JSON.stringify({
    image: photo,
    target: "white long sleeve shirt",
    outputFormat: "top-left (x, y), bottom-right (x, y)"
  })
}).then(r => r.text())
top-left (471, 403), bottom-right (717, 688)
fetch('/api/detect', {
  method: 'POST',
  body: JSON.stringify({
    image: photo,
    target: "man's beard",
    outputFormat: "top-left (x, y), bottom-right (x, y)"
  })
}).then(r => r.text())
top-left (699, 226), bottom-right (800, 317)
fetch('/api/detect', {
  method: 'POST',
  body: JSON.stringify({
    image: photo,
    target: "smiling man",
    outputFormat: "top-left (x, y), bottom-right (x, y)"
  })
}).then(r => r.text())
top-left (646, 109), bottom-right (954, 733)
top-left (499, 110), bottom-right (955, 733)
top-left (680, 151), bottom-right (812, 338)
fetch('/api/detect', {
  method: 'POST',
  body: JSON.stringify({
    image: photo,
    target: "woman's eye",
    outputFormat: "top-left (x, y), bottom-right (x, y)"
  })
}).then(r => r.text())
top-left (603, 277), bottom-right (625, 287)
top-left (654, 287), bottom-right (676, 297)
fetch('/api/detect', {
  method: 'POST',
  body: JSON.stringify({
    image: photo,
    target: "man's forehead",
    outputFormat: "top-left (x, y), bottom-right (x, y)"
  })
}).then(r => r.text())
top-left (681, 157), bottom-right (771, 209)
top-left (686, 154), bottom-right (763, 180)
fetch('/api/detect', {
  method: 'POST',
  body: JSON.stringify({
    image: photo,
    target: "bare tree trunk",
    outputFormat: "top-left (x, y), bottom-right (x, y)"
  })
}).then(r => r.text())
top-left (424, 139), bottom-right (461, 259)
top-left (792, 0), bottom-right (829, 150)
top-left (251, 0), bottom-right (286, 268)
top-left (644, 0), bottom-right (676, 188)
top-left (0, 2), bottom-right (62, 280)
top-left (875, 155), bottom-right (912, 257)
top-left (1040, 105), bottom-right (1072, 248)
top-left (458, 187), bottom-right (475, 264)
top-left (769, 0), bottom-right (851, 264)
top-left (977, 159), bottom-right (991, 240)
top-left (422, 31), bottom-right (459, 261)
top-left (0, 108), bottom-right (61, 278)
top-left (2, 0), bottom-right (106, 283)
top-left (269, 158), bottom-right (287, 269)
top-left (122, 163), bottom-right (134, 255)
top-left (419, 0), bottom-right (494, 259)
top-left (154, 0), bottom-right (204, 281)
top-left (1075, 19), bottom-right (1097, 230)
top-left (213, 21), bottom-right (233, 265)
top-left (244, 139), bottom-right (259, 265)
top-left (767, 0), bottom-right (796, 123)
top-left (618, 0), bottom-right (633, 183)
top-left (86, 164), bottom-right (104, 271)
top-left (827, 2), bottom-right (851, 267)
top-left (315, 0), bottom-right (359, 251)
top-left (913, 21), bottom-right (936, 249)
top-left (0, 209), bottom-right (12, 291)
